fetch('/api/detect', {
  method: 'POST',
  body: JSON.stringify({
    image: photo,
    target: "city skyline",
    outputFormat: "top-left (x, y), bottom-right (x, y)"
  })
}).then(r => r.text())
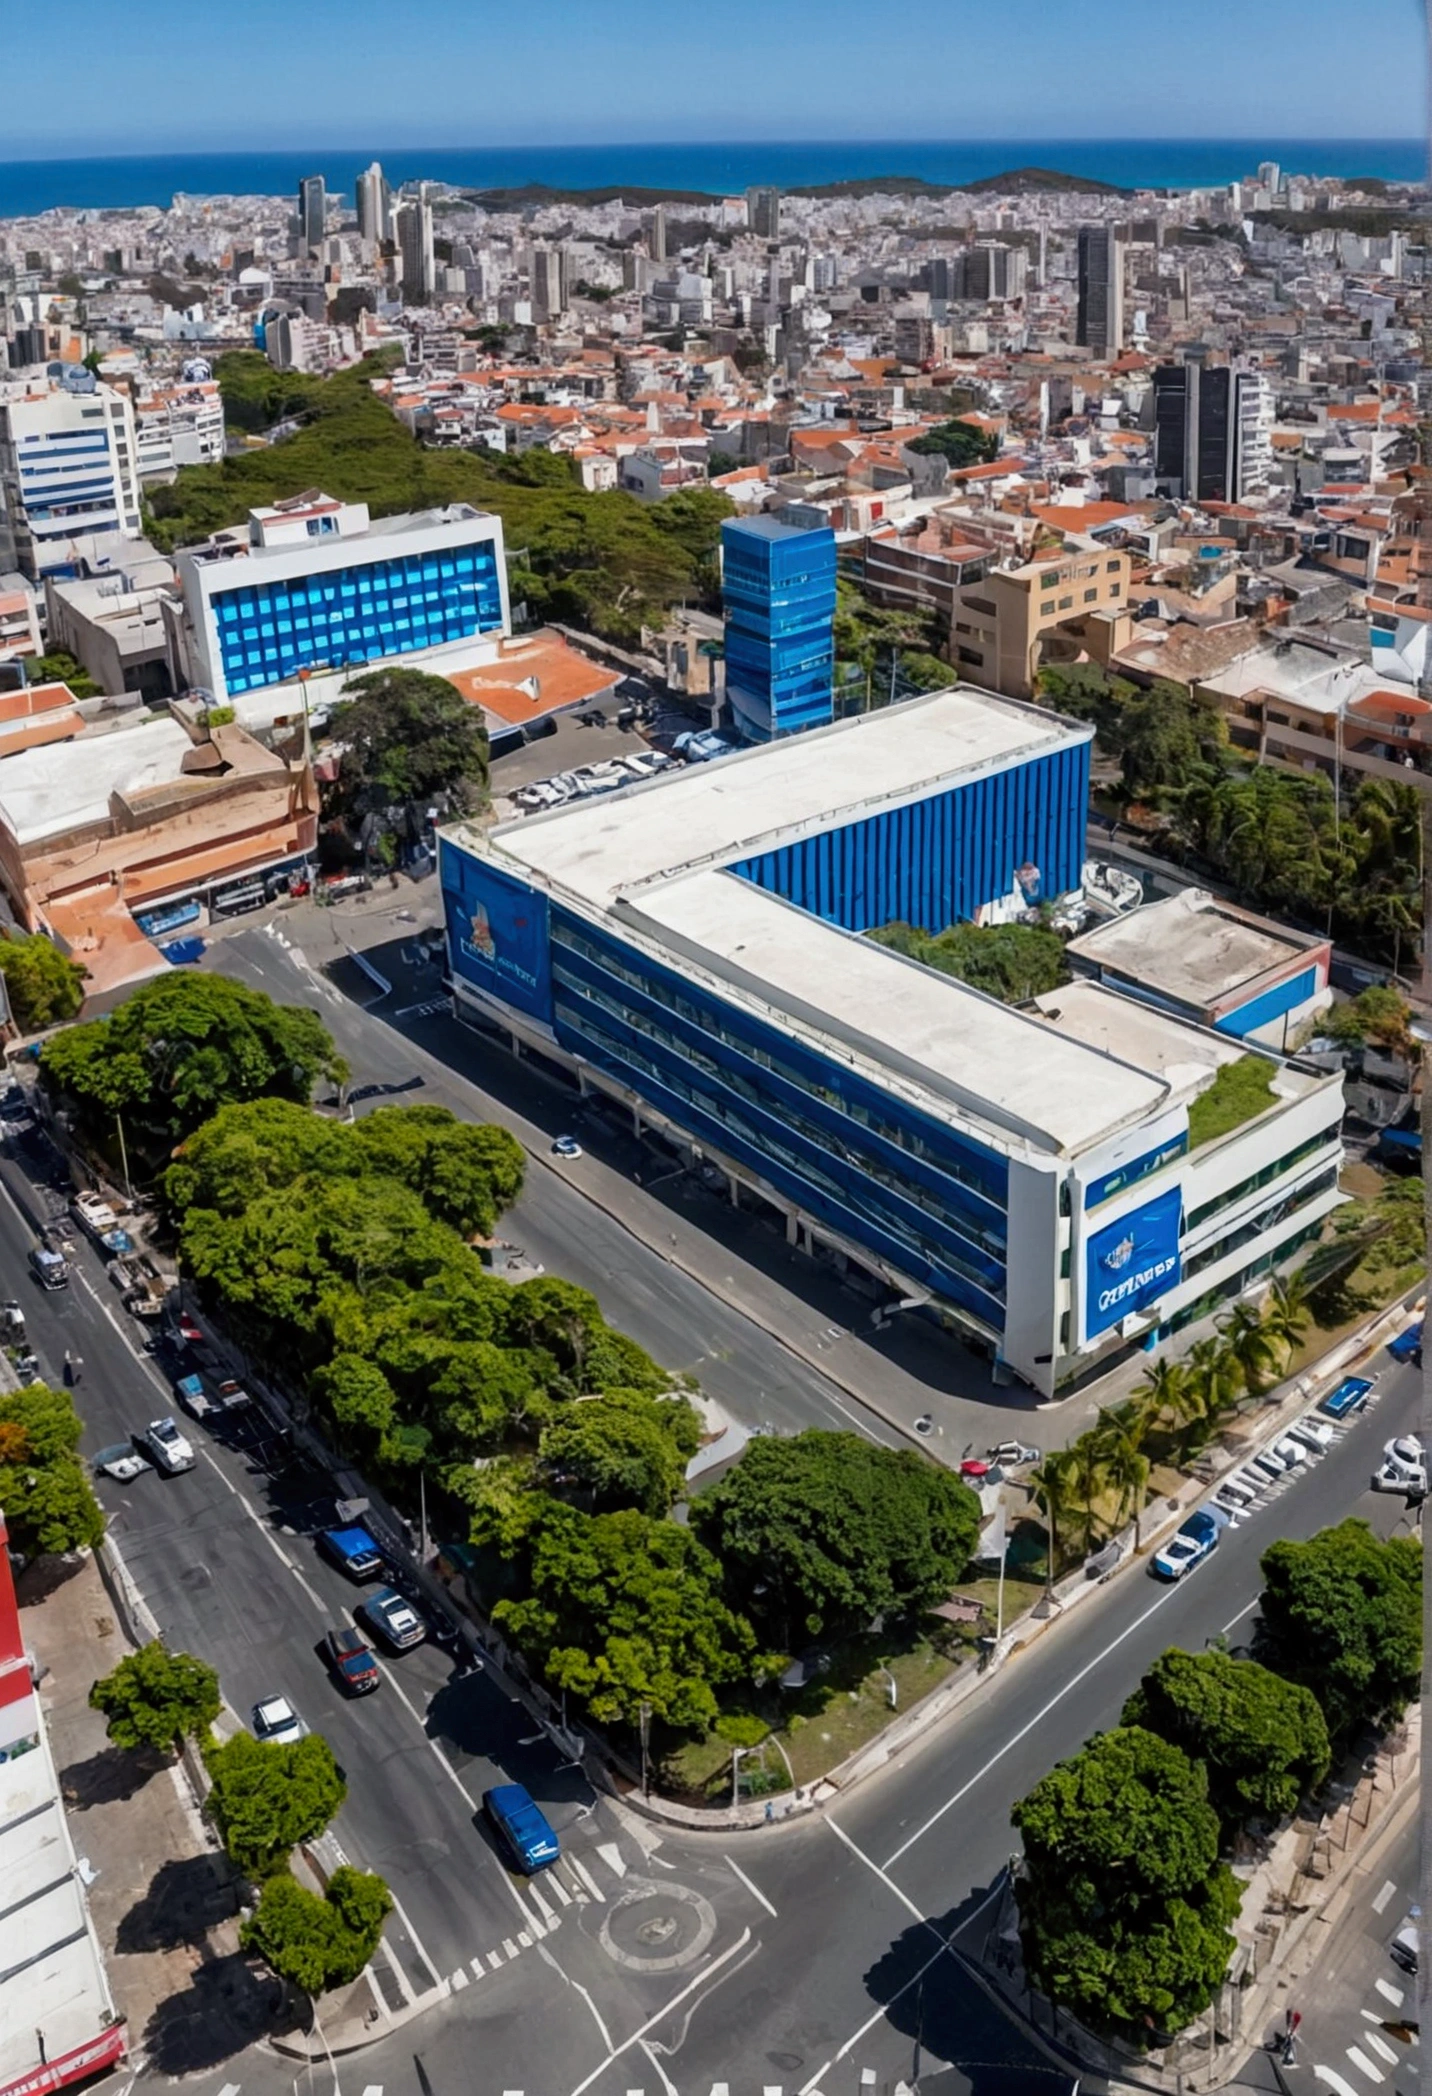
top-left (5, 0), bottom-right (1427, 157)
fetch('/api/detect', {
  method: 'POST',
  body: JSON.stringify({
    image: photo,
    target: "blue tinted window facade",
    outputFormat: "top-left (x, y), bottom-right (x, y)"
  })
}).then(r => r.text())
top-left (722, 518), bottom-right (837, 740)
top-left (210, 535), bottom-right (504, 695)
top-left (549, 908), bottom-right (1009, 1327)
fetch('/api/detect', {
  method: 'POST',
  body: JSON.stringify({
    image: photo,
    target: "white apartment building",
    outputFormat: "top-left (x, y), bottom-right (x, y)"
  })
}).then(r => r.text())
top-left (1234, 369), bottom-right (1275, 501)
top-left (134, 379), bottom-right (225, 482)
top-left (0, 369), bottom-right (141, 580)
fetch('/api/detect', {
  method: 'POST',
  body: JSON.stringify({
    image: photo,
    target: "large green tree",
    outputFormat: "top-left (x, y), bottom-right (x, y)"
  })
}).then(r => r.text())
top-left (329, 668), bottom-right (490, 822)
top-left (492, 1502), bottom-right (757, 1730)
top-left (90, 1641), bottom-right (221, 1757)
top-left (240, 1867), bottom-right (392, 1995)
top-left (693, 1430), bottom-right (981, 1645)
top-left (539, 1388), bottom-right (701, 1515)
top-left (869, 920), bottom-right (1068, 1004)
top-left (0, 932), bottom-right (86, 1032)
top-left (0, 1383), bottom-right (105, 1561)
top-left (204, 1731), bottom-right (347, 1880)
top-left (1122, 1648), bottom-right (1330, 1829)
top-left (1253, 1519), bottom-right (1422, 1740)
top-left (1012, 1726), bottom-right (1242, 2038)
top-left (42, 973), bottom-right (345, 1162)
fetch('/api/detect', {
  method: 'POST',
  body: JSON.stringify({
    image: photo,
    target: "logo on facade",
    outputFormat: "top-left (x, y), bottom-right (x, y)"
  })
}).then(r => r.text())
top-left (1015, 862), bottom-right (1042, 905)
top-left (1101, 1232), bottom-right (1135, 1274)
top-left (468, 903), bottom-right (496, 961)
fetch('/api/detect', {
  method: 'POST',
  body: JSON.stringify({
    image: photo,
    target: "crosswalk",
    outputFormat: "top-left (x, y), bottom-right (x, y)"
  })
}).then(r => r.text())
top-left (1313, 1952), bottom-right (1420, 2093)
top-left (438, 1838), bottom-right (627, 1993)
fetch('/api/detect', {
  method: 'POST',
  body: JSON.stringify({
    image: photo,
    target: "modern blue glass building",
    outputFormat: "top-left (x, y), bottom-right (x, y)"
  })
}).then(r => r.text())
top-left (178, 496), bottom-right (509, 703)
top-left (721, 515), bottom-right (837, 742)
top-left (437, 687), bottom-right (1345, 1397)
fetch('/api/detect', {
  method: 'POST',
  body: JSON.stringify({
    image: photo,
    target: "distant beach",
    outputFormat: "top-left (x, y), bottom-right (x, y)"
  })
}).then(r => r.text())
top-left (0, 137), bottom-right (1421, 217)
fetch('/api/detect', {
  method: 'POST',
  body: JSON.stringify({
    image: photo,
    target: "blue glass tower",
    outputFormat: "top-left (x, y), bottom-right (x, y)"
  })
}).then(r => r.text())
top-left (721, 516), bottom-right (837, 741)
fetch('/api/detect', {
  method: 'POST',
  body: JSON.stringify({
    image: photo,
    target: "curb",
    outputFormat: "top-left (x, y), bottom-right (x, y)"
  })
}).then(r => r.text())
top-left (267, 1983), bottom-right (450, 2061)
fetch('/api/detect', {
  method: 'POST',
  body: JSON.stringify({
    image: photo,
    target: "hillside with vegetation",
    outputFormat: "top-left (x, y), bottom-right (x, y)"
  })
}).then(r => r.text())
top-left (145, 353), bottom-right (731, 646)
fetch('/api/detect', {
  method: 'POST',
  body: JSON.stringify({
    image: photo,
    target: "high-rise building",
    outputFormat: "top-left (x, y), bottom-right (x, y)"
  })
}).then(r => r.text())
top-left (747, 185), bottom-right (781, 241)
top-left (1257, 160), bottom-right (1282, 197)
top-left (0, 368), bottom-right (142, 579)
top-left (721, 515), bottom-right (836, 742)
top-left (396, 191), bottom-right (435, 304)
top-left (960, 242), bottom-right (1028, 302)
top-left (649, 203), bottom-right (668, 263)
top-left (356, 161), bottom-right (392, 252)
top-left (529, 243), bottom-right (569, 323)
top-left (298, 174), bottom-right (326, 259)
top-left (1153, 359), bottom-right (1274, 503)
top-left (1075, 226), bottom-right (1124, 358)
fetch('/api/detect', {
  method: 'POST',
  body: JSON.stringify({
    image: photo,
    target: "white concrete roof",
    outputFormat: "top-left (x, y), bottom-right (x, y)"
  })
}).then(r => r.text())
top-left (491, 684), bottom-right (1087, 914)
top-left (1030, 980), bottom-right (1242, 1103)
top-left (636, 876), bottom-right (1168, 1154)
top-left (1067, 888), bottom-right (1320, 1007)
top-left (0, 715), bottom-right (196, 844)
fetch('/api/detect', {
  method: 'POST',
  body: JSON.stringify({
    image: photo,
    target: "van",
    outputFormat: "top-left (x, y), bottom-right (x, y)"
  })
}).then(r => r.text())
top-left (28, 1246), bottom-right (67, 1290)
top-left (483, 1783), bottom-right (560, 1873)
top-left (317, 1524), bottom-right (384, 1580)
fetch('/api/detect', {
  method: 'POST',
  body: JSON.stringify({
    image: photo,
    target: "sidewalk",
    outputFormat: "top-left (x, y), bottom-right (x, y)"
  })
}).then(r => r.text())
top-left (19, 1552), bottom-right (287, 2079)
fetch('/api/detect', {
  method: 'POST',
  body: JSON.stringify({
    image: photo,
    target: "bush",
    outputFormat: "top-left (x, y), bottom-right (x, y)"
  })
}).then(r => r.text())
top-left (204, 1731), bottom-right (346, 1879)
top-left (1122, 1648), bottom-right (1330, 1829)
top-left (90, 1641), bottom-right (220, 1756)
top-left (240, 1867), bottom-right (392, 1995)
top-left (1253, 1519), bottom-right (1421, 1741)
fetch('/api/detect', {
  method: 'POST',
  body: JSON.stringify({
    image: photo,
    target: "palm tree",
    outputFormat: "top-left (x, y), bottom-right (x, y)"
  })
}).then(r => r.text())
top-left (1217, 1300), bottom-right (1281, 1400)
top-left (1094, 1412), bottom-right (1152, 1551)
top-left (1030, 1449), bottom-right (1079, 1594)
top-left (1132, 1355), bottom-right (1189, 1433)
top-left (1260, 1272), bottom-right (1310, 1368)
top-left (1180, 1335), bottom-right (1243, 1435)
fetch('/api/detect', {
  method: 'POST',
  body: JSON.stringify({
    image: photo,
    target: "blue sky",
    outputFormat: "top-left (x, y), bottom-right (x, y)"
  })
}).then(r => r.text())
top-left (7, 0), bottom-right (1425, 156)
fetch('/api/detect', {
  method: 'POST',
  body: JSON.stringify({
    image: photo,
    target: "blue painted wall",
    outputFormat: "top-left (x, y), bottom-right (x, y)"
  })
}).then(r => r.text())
top-left (730, 738), bottom-right (1091, 932)
top-left (1214, 965), bottom-right (1320, 1038)
top-left (440, 842), bottom-right (553, 1022)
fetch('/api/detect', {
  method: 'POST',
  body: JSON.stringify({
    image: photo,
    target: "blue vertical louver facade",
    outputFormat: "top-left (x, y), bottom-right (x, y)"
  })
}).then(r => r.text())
top-left (731, 740), bottom-right (1091, 934)
top-left (722, 516), bottom-right (837, 742)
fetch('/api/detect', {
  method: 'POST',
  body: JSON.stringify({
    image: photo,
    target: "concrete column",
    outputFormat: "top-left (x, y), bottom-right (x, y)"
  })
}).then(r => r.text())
top-left (511, 1031), bottom-right (522, 1058)
top-left (728, 1172), bottom-right (739, 1206)
top-left (633, 1107), bottom-right (642, 1141)
top-left (785, 1210), bottom-right (799, 1247)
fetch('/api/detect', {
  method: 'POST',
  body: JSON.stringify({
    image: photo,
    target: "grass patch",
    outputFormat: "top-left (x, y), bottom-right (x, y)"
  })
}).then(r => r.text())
top-left (1187, 1055), bottom-right (1278, 1149)
top-left (656, 1629), bottom-right (962, 1803)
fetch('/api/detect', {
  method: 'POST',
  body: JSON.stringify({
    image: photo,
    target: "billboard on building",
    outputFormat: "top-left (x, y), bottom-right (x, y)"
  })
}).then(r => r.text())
top-left (1083, 1184), bottom-right (1182, 1341)
top-left (442, 852), bottom-right (551, 1022)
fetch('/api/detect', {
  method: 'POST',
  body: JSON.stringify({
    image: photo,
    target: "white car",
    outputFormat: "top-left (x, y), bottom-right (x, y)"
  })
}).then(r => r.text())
top-left (1373, 1440), bottom-right (1427, 1494)
top-left (1287, 1415), bottom-right (1336, 1453)
top-left (1385, 1435), bottom-right (1426, 1470)
top-left (142, 1415), bottom-right (194, 1474)
top-left (251, 1695), bottom-right (307, 1745)
top-left (1271, 1436), bottom-right (1308, 1468)
top-left (621, 750), bottom-right (672, 779)
top-left (1245, 1454), bottom-right (1287, 1486)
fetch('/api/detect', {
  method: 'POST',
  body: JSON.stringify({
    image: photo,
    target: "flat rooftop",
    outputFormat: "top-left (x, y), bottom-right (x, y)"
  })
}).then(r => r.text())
top-left (480, 684), bottom-right (1090, 916)
top-left (1067, 888), bottom-right (1324, 1009)
top-left (0, 715), bottom-right (197, 844)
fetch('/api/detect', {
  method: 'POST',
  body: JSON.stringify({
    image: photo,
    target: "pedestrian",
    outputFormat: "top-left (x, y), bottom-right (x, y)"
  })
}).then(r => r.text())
top-left (764, 1799), bottom-right (774, 1824)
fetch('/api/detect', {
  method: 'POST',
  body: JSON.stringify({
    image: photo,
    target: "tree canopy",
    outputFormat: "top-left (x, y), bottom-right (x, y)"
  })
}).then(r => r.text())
top-left (240, 1867), bottom-right (392, 1995)
top-left (492, 1501), bottom-right (757, 1730)
top-left (0, 1383), bottom-right (105, 1561)
top-left (42, 973), bottom-right (345, 1166)
top-left (869, 920), bottom-right (1068, 1004)
top-left (203, 1731), bottom-right (347, 1880)
top-left (90, 1641), bottom-right (221, 1757)
top-left (1122, 1648), bottom-right (1330, 1829)
top-left (538, 1388), bottom-right (701, 1516)
top-left (0, 932), bottom-right (86, 1033)
top-left (906, 420), bottom-right (1000, 467)
top-left (1253, 1519), bottom-right (1422, 1740)
top-left (692, 1429), bottom-right (981, 1644)
top-left (1012, 1726), bottom-right (1242, 2038)
top-left (328, 667), bottom-right (490, 826)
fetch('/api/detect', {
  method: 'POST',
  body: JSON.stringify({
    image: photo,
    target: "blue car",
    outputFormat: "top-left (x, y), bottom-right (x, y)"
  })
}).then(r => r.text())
top-left (1320, 1375), bottom-right (1375, 1421)
top-left (1151, 1506), bottom-right (1227, 1582)
top-left (318, 1524), bottom-right (384, 1580)
top-left (1388, 1320), bottom-right (1423, 1365)
top-left (484, 1783), bottom-right (560, 1874)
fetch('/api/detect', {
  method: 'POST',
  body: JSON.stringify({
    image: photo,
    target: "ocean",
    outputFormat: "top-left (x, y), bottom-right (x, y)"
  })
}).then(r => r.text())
top-left (0, 138), bottom-right (1423, 217)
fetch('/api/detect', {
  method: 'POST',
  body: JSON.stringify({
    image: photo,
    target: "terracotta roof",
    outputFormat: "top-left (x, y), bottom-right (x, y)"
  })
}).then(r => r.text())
top-left (443, 631), bottom-right (620, 724)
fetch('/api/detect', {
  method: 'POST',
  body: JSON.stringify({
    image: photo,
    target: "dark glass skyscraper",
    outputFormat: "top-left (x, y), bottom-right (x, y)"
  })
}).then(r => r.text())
top-left (721, 516), bottom-right (837, 742)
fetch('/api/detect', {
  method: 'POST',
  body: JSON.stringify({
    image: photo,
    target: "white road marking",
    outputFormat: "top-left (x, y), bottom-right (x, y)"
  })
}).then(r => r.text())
top-left (550, 1873), bottom-right (573, 1905)
top-left (566, 1928), bottom-right (753, 2096)
top-left (377, 1937), bottom-right (416, 2005)
top-left (1364, 2033), bottom-right (1399, 2064)
top-left (598, 1841), bottom-right (628, 1879)
top-left (882, 1577), bottom-right (1184, 1867)
top-left (487, 1950), bottom-right (503, 1971)
top-left (217, 2083), bottom-right (241, 2096)
top-left (799, 1931), bottom-right (958, 2095)
top-left (642, 2043), bottom-right (680, 2096)
top-left (469, 1958), bottom-right (486, 1980)
top-left (530, 1885), bottom-right (558, 1926)
top-left (572, 1978), bottom-right (613, 2052)
top-left (203, 1456), bottom-right (327, 1611)
top-left (518, 1930), bottom-right (532, 1949)
top-left (360, 2083), bottom-right (382, 2094)
top-left (1348, 2047), bottom-right (1386, 2083)
top-left (386, 1892), bottom-right (444, 1993)
top-left (503, 1937), bottom-right (520, 1961)
top-left (828, 1817), bottom-right (928, 1928)
top-left (450, 1969), bottom-right (468, 1990)
top-left (723, 1852), bottom-right (778, 1917)
top-left (1373, 1880), bottom-right (1399, 1916)
top-left (710, 2085), bottom-right (730, 2096)
top-left (1316, 2069), bottom-right (1367, 2096)
top-left (1220, 1598), bottom-right (1260, 1635)
top-left (571, 1855), bottom-right (605, 1901)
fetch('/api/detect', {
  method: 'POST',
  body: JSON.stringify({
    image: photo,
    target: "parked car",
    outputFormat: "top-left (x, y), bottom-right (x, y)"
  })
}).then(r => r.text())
top-left (175, 1311), bottom-right (205, 1347)
top-left (322, 1626), bottom-right (380, 1695)
top-left (1390, 1916), bottom-right (1421, 1977)
top-left (92, 1443), bottom-right (150, 1484)
top-left (1387, 1318), bottom-right (1424, 1365)
top-left (213, 1378), bottom-right (252, 1412)
top-left (673, 729), bottom-right (735, 764)
top-left (483, 1783), bottom-right (560, 1873)
top-left (1151, 1506), bottom-right (1228, 1583)
top-left (360, 1586), bottom-right (428, 1651)
top-left (251, 1694), bottom-right (306, 1745)
top-left (1319, 1375), bottom-right (1375, 1421)
top-left (551, 1135), bottom-right (583, 1159)
top-left (174, 1373), bottom-right (217, 1421)
top-left (29, 1246), bottom-right (68, 1290)
top-left (318, 1524), bottom-right (384, 1580)
top-left (1372, 1435), bottom-right (1427, 1494)
top-left (1271, 1436), bottom-right (1308, 1468)
top-left (1286, 1415), bottom-right (1336, 1453)
top-left (142, 1416), bottom-right (195, 1475)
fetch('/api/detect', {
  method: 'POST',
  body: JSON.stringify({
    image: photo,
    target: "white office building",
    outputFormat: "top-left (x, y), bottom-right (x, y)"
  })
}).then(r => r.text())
top-left (133, 377), bottom-right (225, 482)
top-left (0, 370), bottom-right (142, 580)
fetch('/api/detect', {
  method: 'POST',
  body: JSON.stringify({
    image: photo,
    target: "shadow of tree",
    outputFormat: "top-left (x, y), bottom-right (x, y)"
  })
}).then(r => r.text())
top-left (59, 1743), bottom-right (168, 1811)
top-left (15, 1553), bottom-right (89, 1607)
top-left (862, 1903), bottom-right (1066, 2090)
top-left (116, 1855), bottom-right (239, 1955)
top-left (140, 1955), bottom-right (293, 2077)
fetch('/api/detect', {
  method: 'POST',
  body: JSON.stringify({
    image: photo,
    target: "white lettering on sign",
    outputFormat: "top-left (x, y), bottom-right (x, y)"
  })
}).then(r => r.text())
top-left (1097, 1253), bottom-right (1178, 1315)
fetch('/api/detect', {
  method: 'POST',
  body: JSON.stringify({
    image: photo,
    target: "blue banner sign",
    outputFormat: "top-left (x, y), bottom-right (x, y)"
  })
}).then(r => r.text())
top-left (1084, 1185), bottom-right (1182, 1339)
top-left (442, 852), bottom-right (552, 1022)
